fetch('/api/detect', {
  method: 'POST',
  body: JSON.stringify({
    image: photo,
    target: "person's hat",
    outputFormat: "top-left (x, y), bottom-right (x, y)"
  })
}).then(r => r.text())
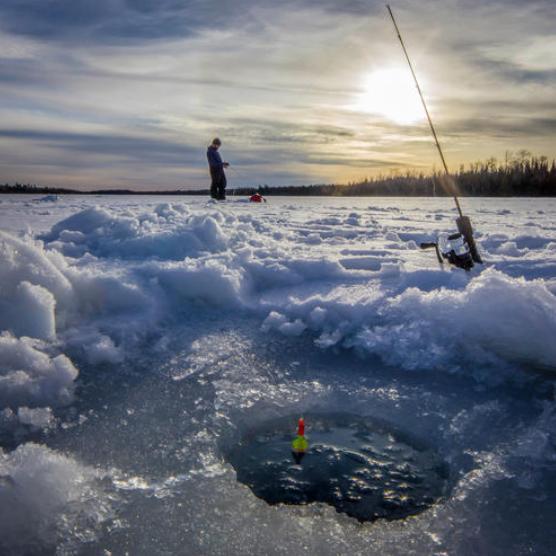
top-left (212, 137), bottom-right (221, 146)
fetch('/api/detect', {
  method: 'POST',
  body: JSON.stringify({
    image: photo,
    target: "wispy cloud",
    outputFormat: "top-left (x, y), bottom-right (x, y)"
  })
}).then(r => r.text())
top-left (0, 0), bottom-right (554, 190)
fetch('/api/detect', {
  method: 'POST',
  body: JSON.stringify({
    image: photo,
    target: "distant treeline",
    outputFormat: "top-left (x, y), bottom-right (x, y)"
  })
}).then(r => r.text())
top-left (0, 184), bottom-right (193, 195)
top-left (2, 152), bottom-right (555, 197)
top-left (245, 152), bottom-right (556, 197)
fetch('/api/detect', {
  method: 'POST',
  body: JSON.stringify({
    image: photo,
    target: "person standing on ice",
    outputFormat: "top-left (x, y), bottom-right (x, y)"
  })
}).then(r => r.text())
top-left (207, 137), bottom-right (229, 200)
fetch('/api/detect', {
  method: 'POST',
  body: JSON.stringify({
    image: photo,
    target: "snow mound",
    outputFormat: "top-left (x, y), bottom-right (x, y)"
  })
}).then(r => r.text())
top-left (359, 269), bottom-right (556, 371)
top-left (42, 205), bottom-right (228, 260)
top-left (0, 443), bottom-right (109, 554)
top-left (0, 231), bottom-right (73, 339)
top-left (84, 334), bottom-right (124, 365)
top-left (149, 257), bottom-right (245, 308)
top-left (265, 269), bottom-right (556, 372)
top-left (5, 200), bottom-right (556, 382)
top-left (0, 333), bottom-right (78, 410)
top-left (1, 196), bottom-right (555, 554)
top-left (0, 229), bottom-right (136, 376)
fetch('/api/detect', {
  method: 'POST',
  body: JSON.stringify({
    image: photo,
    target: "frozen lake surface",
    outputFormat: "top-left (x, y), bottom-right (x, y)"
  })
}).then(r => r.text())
top-left (1, 194), bottom-right (555, 555)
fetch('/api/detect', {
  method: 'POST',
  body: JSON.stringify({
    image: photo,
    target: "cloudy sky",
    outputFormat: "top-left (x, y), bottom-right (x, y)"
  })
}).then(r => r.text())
top-left (0, 0), bottom-right (555, 190)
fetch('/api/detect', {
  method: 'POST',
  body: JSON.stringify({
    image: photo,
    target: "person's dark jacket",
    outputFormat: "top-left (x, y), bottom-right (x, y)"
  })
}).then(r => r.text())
top-left (207, 146), bottom-right (225, 175)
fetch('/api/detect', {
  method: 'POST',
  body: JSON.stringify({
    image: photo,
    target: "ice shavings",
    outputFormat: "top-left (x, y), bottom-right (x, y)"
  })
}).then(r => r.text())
top-left (264, 269), bottom-right (556, 372)
top-left (365, 269), bottom-right (556, 370)
top-left (1, 196), bottom-right (555, 554)
top-left (4, 200), bottom-right (556, 380)
top-left (10, 281), bottom-right (57, 341)
top-left (0, 230), bottom-right (73, 339)
top-left (42, 205), bottom-right (228, 260)
top-left (262, 312), bottom-right (307, 336)
top-left (84, 334), bottom-right (124, 365)
top-left (0, 443), bottom-right (111, 554)
top-left (0, 333), bottom-right (78, 410)
top-left (17, 407), bottom-right (55, 429)
top-left (146, 257), bottom-right (245, 307)
top-left (19, 202), bottom-right (556, 376)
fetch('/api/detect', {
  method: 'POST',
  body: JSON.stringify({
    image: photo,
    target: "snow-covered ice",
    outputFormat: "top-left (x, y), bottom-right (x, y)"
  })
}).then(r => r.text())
top-left (0, 194), bottom-right (555, 554)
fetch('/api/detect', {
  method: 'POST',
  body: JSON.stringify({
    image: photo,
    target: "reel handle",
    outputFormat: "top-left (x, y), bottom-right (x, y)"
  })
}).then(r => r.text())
top-left (420, 242), bottom-right (443, 264)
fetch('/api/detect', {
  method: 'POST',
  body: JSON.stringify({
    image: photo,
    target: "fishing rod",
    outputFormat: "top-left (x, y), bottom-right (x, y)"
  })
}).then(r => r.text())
top-left (386, 4), bottom-right (482, 265)
top-left (228, 165), bottom-right (246, 181)
top-left (229, 166), bottom-right (265, 199)
top-left (228, 165), bottom-right (248, 195)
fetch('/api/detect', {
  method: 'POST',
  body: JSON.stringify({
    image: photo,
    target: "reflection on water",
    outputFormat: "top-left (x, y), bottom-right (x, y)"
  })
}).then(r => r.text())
top-left (227, 412), bottom-right (450, 522)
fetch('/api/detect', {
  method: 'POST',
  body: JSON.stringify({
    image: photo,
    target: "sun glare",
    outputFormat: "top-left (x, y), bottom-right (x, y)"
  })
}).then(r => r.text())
top-left (357, 67), bottom-right (425, 125)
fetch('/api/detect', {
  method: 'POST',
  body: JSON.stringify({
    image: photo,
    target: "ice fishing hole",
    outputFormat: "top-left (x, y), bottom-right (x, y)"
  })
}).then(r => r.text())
top-left (226, 413), bottom-right (449, 522)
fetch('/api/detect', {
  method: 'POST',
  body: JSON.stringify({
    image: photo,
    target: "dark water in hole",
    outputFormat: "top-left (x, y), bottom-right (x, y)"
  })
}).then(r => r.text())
top-left (226, 413), bottom-right (450, 522)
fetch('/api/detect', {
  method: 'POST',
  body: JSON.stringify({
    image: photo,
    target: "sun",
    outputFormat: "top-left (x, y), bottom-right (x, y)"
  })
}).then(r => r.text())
top-left (356, 67), bottom-right (425, 125)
